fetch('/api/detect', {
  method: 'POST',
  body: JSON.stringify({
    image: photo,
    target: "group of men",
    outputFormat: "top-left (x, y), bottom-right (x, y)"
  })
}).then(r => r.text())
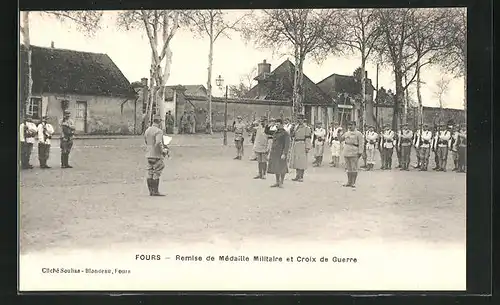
top-left (179, 110), bottom-right (196, 134)
top-left (239, 116), bottom-right (467, 189)
top-left (19, 110), bottom-right (76, 170)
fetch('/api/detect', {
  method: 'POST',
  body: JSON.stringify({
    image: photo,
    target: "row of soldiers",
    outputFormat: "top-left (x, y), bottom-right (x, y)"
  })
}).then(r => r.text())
top-left (19, 110), bottom-right (75, 169)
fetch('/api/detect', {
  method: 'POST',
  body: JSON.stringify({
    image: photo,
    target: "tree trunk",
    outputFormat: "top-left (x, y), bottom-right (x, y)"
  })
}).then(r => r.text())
top-left (403, 73), bottom-right (409, 125)
top-left (207, 36), bottom-right (214, 134)
top-left (416, 64), bottom-right (423, 127)
top-left (21, 11), bottom-right (32, 119)
top-left (393, 69), bottom-right (404, 131)
top-left (292, 55), bottom-right (305, 119)
top-left (144, 53), bottom-right (156, 128)
top-left (360, 59), bottom-right (366, 132)
top-left (158, 46), bottom-right (173, 131)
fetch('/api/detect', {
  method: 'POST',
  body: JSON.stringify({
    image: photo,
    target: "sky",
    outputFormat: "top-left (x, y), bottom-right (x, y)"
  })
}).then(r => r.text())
top-left (23, 10), bottom-right (465, 109)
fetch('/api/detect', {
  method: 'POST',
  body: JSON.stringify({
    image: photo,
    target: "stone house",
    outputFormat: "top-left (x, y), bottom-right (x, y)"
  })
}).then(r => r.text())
top-left (316, 72), bottom-right (376, 128)
top-left (19, 45), bottom-right (139, 134)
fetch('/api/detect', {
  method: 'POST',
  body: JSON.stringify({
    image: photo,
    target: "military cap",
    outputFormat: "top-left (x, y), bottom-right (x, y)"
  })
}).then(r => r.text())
top-left (347, 120), bottom-right (356, 125)
top-left (152, 114), bottom-right (162, 121)
top-left (63, 110), bottom-right (71, 114)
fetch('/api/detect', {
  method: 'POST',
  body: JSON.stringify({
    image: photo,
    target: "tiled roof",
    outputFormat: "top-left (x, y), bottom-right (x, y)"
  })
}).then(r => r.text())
top-left (244, 60), bottom-right (334, 106)
top-left (19, 45), bottom-right (135, 100)
top-left (316, 73), bottom-right (376, 101)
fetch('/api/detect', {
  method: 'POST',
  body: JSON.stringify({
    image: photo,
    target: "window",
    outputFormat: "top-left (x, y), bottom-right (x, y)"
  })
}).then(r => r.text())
top-left (76, 101), bottom-right (87, 118)
top-left (27, 97), bottom-right (42, 119)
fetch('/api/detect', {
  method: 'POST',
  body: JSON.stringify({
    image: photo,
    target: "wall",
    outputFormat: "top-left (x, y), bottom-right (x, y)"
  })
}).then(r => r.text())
top-left (43, 93), bottom-right (141, 135)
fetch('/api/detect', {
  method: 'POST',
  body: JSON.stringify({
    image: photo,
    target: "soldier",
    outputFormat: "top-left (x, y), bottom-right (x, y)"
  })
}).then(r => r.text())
top-left (379, 124), bottom-right (396, 170)
top-left (327, 122), bottom-right (343, 167)
top-left (312, 122), bottom-right (327, 167)
top-left (19, 116), bottom-right (38, 169)
top-left (364, 125), bottom-right (378, 171)
top-left (360, 126), bottom-right (368, 169)
top-left (165, 111), bottom-right (174, 134)
top-left (249, 119), bottom-right (259, 161)
top-left (417, 124), bottom-right (433, 171)
top-left (450, 124), bottom-right (460, 171)
top-left (395, 126), bottom-right (402, 168)
top-left (412, 124), bottom-right (423, 168)
top-left (289, 114), bottom-right (312, 182)
top-left (434, 123), bottom-right (452, 171)
top-left (431, 124), bottom-right (441, 170)
top-left (398, 123), bottom-right (413, 171)
top-left (144, 115), bottom-right (167, 196)
top-left (283, 118), bottom-right (293, 133)
top-left (60, 110), bottom-right (75, 169)
top-left (233, 116), bottom-right (246, 160)
top-left (456, 124), bottom-right (466, 173)
top-left (252, 117), bottom-right (270, 179)
top-left (340, 121), bottom-right (364, 188)
top-left (266, 118), bottom-right (291, 188)
top-left (189, 110), bottom-right (196, 134)
top-left (37, 116), bottom-right (54, 169)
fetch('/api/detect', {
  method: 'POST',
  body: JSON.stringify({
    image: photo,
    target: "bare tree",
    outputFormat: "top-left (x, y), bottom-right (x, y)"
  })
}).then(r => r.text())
top-left (433, 75), bottom-right (451, 124)
top-left (243, 9), bottom-right (342, 118)
top-left (20, 10), bottom-right (103, 118)
top-left (228, 67), bottom-right (257, 98)
top-left (375, 8), bottom-right (450, 129)
top-left (337, 9), bottom-right (383, 130)
top-left (117, 10), bottom-right (184, 130)
top-left (182, 10), bottom-right (250, 133)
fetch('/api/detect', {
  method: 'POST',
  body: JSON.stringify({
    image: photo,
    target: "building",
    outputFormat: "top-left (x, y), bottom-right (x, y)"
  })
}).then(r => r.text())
top-left (19, 45), bottom-right (139, 134)
top-left (244, 59), bottom-right (336, 126)
top-left (316, 72), bottom-right (376, 127)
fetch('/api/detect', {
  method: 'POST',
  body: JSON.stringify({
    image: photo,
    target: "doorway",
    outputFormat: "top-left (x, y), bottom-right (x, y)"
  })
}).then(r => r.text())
top-left (75, 101), bottom-right (88, 133)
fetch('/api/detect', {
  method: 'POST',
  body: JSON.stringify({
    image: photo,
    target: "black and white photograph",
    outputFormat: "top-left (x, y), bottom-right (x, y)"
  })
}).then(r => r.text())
top-left (19, 8), bottom-right (467, 291)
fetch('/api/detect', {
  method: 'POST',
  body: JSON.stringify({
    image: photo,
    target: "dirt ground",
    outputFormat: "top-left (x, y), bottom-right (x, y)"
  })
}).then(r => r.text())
top-left (19, 135), bottom-right (466, 255)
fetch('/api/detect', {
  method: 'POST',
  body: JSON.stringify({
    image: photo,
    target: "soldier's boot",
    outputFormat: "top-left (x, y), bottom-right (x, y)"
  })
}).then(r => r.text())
top-left (351, 172), bottom-right (358, 188)
top-left (254, 163), bottom-right (263, 179)
top-left (442, 161), bottom-right (447, 172)
top-left (146, 178), bottom-right (154, 196)
top-left (343, 172), bottom-right (352, 187)
top-left (452, 160), bottom-right (458, 171)
top-left (298, 170), bottom-right (304, 182)
top-left (271, 174), bottom-right (280, 187)
top-left (279, 174), bottom-right (285, 187)
top-left (292, 170), bottom-right (300, 181)
top-left (152, 179), bottom-right (165, 196)
top-left (61, 154), bottom-right (66, 168)
top-left (261, 163), bottom-right (267, 179)
top-left (319, 156), bottom-right (323, 166)
top-left (65, 154), bottom-right (73, 168)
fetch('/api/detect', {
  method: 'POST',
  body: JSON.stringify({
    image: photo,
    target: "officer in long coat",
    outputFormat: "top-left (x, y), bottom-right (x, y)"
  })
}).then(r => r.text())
top-left (289, 114), bottom-right (312, 182)
top-left (266, 118), bottom-right (290, 188)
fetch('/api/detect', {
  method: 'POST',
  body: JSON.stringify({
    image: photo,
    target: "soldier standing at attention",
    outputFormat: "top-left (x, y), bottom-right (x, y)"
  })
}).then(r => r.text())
top-left (144, 115), bottom-right (167, 196)
top-left (266, 118), bottom-right (290, 188)
top-left (20, 116), bottom-right (38, 169)
top-left (60, 110), bottom-right (75, 169)
top-left (37, 116), bottom-right (54, 169)
top-left (233, 116), bottom-right (246, 160)
top-left (379, 124), bottom-right (395, 170)
top-left (398, 123), bottom-right (413, 171)
top-left (395, 126), bottom-right (403, 168)
top-left (450, 124), bottom-right (460, 171)
top-left (456, 124), bottom-right (467, 173)
top-left (364, 125), bottom-right (378, 171)
top-left (435, 123), bottom-right (452, 172)
top-left (165, 111), bottom-right (175, 134)
top-left (431, 124), bottom-right (441, 170)
top-left (283, 118), bottom-right (293, 133)
top-left (340, 121), bottom-right (364, 188)
top-left (327, 122), bottom-right (343, 167)
top-left (289, 114), bottom-right (312, 182)
top-left (412, 125), bottom-right (423, 169)
top-left (417, 124), bottom-right (433, 171)
top-left (312, 122), bottom-right (327, 167)
top-left (249, 119), bottom-right (259, 161)
top-left (252, 117), bottom-right (270, 179)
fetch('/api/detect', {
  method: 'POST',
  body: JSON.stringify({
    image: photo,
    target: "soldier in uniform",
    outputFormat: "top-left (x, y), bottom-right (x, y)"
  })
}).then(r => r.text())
top-left (379, 124), bottom-right (396, 170)
top-left (165, 111), bottom-right (175, 134)
top-left (266, 118), bottom-right (291, 188)
top-left (289, 114), bottom-right (312, 182)
top-left (20, 116), bottom-right (38, 169)
top-left (233, 116), bottom-right (246, 160)
top-left (327, 122), bottom-right (343, 167)
top-left (412, 125), bottom-right (423, 168)
top-left (37, 116), bottom-right (54, 168)
top-left (189, 110), bottom-right (196, 134)
top-left (283, 118), bottom-right (293, 133)
top-left (450, 124), bottom-right (460, 171)
top-left (398, 123), bottom-right (413, 171)
top-left (416, 124), bottom-right (433, 171)
top-left (60, 110), bottom-right (75, 168)
top-left (431, 124), bottom-right (441, 170)
top-left (249, 119), bottom-right (260, 161)
top-left (340, 121), bottom-right (364, 188)
top-left (395, 126), bottom-right (403, 168)
top-left (312, 122), bottom-right (327, 167)
top-left (456, 124), bottom-right (466, 173)
top-left (434, 123), bottom-right (452, 171)
top-left (251, 117), bottom-right (270, 179)
top-left (144, 115), bottom-right (167, 196)
top-left (364, 125), bottom-right (378, 171)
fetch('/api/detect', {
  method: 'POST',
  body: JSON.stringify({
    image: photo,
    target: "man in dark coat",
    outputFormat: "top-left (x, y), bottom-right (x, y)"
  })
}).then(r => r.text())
top-left (266, 118), bottom-right (291, 188)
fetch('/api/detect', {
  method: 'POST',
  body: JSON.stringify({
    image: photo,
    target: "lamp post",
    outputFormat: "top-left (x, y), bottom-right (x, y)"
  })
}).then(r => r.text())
top-left (216, 75), bottom-right (228, 146)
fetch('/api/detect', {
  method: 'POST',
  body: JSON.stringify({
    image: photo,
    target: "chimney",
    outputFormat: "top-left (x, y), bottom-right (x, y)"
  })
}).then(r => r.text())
top-left (141, 78), bottom-right (148, 87)
top-left (51, 41), bottom-right (54, 48)
top-left (365, 71), bottom-right (368, 79)
top-left (258, 59), bottom-right (271, 77)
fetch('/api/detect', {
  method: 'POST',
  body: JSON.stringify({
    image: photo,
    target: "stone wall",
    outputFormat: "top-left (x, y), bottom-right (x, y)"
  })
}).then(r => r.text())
top-left (42, 93), bottom-right (141, 135)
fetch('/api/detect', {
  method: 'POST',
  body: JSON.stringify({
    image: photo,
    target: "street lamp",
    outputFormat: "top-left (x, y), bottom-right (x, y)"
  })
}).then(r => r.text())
top-left (215, 75), bottom-right (228, 146)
